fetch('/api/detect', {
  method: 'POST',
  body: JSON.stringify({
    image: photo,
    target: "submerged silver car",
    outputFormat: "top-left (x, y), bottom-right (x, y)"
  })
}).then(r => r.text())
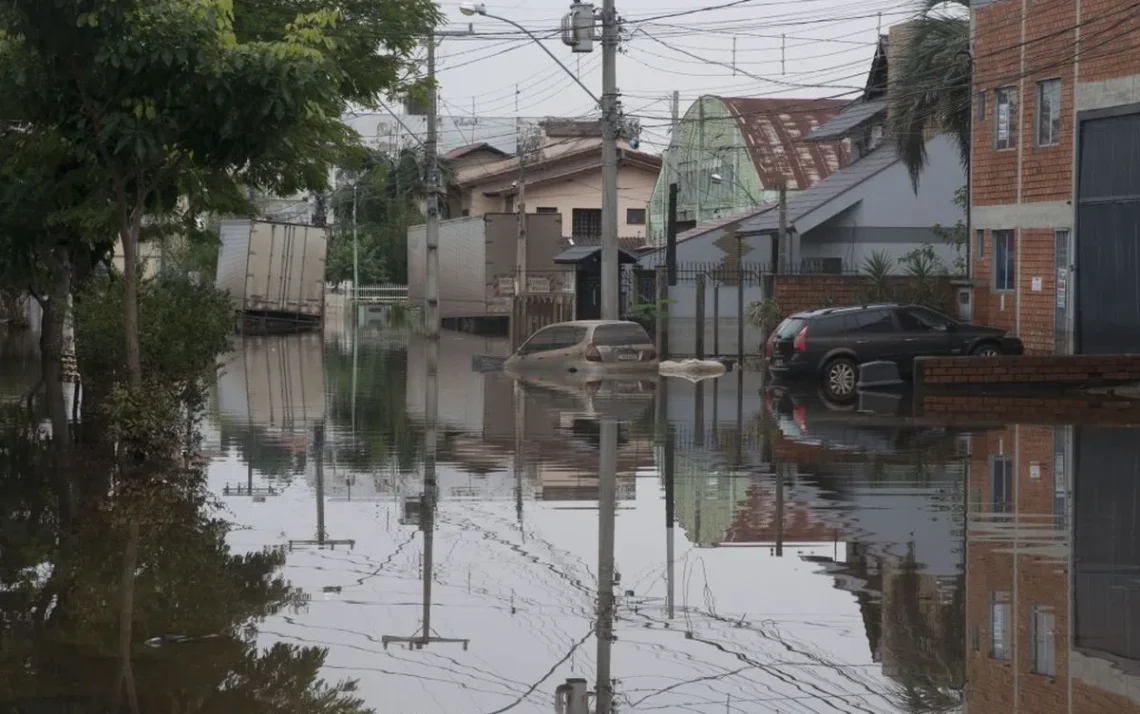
top-left (503, 320), bottom-right (658, 376)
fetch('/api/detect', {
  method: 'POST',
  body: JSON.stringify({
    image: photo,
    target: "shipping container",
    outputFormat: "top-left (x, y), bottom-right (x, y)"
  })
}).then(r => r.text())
top-left (407, 213), bottom-right (566, 320)
top-left (216, 219), bottom-right (328, 327)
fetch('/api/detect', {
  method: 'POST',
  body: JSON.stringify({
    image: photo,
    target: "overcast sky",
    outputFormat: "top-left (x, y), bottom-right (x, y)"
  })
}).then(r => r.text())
top-left (427, 0), bottom-right (919, 150)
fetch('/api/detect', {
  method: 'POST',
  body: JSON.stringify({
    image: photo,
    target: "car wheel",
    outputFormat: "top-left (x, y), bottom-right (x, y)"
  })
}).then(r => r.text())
top-left (972, 343), bottom-right (1001, 357)
top-left (822, 357), bottom-right (858, 400)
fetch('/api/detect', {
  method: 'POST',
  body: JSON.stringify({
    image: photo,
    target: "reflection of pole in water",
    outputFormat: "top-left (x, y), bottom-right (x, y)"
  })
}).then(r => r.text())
top-left (664, 403), bottom-right (676, 620)
top-left (289, 421), bottom-right (355, 550)
top-left (595, 418), bottom-right (618, 713)
top-left (735, 367), bottom-right (744, 466)
top-left (775, 464), bottom-right (785, 558)
top-left (382, 334), bottom-right (468, 651)
top-left (514, 380), bottom-right (526, 535)
top-left (694, 381), bottom-right (705, 448)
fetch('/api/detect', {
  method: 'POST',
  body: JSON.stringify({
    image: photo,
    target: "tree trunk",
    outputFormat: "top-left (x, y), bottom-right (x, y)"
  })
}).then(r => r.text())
top-left (121, 223), bottom-right (142, 390)
top-left (41, 244), bottom-right (77, 525)
top-left (113, 518), bottom-right (140, 714)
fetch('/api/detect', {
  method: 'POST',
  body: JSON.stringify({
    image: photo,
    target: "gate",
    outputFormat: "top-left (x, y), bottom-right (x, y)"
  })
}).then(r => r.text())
top-left (1076, 107), bottom-right (1140, 353)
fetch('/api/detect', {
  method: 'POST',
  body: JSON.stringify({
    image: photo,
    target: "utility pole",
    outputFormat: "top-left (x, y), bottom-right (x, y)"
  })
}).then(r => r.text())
top-left (666, 90), bottom-right (679, 285)
top-left (424, 34), bottom-right (441, 339)
top-left (515, 124), bottom-right (542, 298)
top-left (776, 183), bottom-right (788, 274)
top-left (599, 0), bottom-right (620, 320)
top-left (696, 97), bottom-right (706, 225)
top-left (352, 181), bottom-right (359, 300)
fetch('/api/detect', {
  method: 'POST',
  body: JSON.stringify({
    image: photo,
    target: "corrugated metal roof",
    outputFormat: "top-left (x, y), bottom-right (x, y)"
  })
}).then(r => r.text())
top-left (717, 97), bottom-right (851, 191)
top-left (806, 99), bottom-right (888, 141)
top-left (737, 143), bottom-right (900, 235)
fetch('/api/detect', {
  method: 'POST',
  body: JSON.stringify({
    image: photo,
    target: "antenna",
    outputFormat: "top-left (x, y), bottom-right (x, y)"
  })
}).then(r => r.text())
top-left (731, 37), bottom-right (737, 76)
top-left (781, 34), bottom-right (785, 76)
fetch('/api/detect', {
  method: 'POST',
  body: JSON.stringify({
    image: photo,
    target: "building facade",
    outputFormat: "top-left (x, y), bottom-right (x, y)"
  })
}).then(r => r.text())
top-left (645, 96), bottom-right (850, 244)
top-left (970, 0), bottom-right (1140, 355)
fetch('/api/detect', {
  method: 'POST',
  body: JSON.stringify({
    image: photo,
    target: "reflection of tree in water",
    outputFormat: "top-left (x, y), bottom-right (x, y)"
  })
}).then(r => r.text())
top-left (324, 342), bottom-right (421, 473)
top-left (882, 544), bottom-right (965, 714)
top-left (216, 416), bottom-right (309, 482)
top-left (0, 407), bottom-right (370, 714)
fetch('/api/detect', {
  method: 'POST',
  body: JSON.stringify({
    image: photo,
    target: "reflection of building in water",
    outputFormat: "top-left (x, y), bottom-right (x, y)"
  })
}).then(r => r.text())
top-left (404, 332), bottom-right (512, 437)
top-left (966, 424), bottom-right (1140, 713)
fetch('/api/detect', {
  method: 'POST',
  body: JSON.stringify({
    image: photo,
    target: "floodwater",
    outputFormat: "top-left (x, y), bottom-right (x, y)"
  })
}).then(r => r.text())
top-left (4, 326), bottom-right (1139, 713)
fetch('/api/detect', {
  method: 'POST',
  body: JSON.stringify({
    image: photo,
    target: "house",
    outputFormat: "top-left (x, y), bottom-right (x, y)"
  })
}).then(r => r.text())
top-left (733, 23), bottom-right (965, 275)
top-left (451, 119), bottom-right (663, 241)
top-left (969, 0), bottom-right (1140, 355)
top-left (644, 95), bottom-right (850, 243)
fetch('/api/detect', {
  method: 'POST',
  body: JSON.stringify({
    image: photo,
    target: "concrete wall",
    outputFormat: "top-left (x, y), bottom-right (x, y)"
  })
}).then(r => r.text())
top-left (522, 165), bottom-right (658, 239)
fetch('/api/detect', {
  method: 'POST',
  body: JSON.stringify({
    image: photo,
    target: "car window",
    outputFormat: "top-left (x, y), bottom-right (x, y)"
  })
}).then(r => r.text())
top-left (812, 315), bottom-right (846, 335)
top-left (775, 318), bottom-right (806, 339)
top-left (517, 326), bottom-right (558, 355)
top-left (907, 306), bottom-right (954, 330)
top-left (593, 323), bottom-right (651, 346)
top-left (844, 309), bottom-right (895, 333)
top-left (894, 309), bottom-right (925, 331)
top-left (551, 326), bottom-right (589, 349)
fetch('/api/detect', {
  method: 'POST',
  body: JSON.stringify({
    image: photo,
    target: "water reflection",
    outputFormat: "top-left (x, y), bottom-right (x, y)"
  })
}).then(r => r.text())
top-left (12, 325), bottom-right (1140, 713)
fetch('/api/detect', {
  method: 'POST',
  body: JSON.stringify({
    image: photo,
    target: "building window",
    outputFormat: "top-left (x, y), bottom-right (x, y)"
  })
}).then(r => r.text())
top-left (536, 206), bottom-right (558, 214)
top-left (572, 208), bottom-right (602, 240)
top-left (1031, 606), bottom-right (1057, 676)
top-left (1037, 79), bottom-right (1061, 146)
top-left (975, 90), bottom-right (987, 124)
top-left (990, 592), bottom-right (1012, 660)
top-left (995, 87), bottom-right (1019, 150)
top-left (975, 229), bottom-right (985, 260)
top-left (991, 455), bottom-right (1013, 514)
top-left (626, 208), bottom-right (647, 225)
top-left (993, 229), bottom-right (1016, 291)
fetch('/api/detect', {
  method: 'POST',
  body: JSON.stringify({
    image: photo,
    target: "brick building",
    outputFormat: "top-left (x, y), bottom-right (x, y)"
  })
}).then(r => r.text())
top-left (970, 0), bottom-right (1140, 355)
top-left (966, 424), bottom-right (1140, 712)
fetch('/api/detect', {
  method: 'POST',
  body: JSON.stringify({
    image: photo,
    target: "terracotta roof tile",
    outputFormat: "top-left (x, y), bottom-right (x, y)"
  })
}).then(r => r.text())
top-left (717, 97), bottom-right (850, 191)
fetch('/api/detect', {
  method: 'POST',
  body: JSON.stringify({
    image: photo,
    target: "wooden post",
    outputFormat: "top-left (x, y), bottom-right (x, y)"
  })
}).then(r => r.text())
top-left (655, 266), bottom-right (668, 361)
top-left (695, 273), bottom-right (706, 360)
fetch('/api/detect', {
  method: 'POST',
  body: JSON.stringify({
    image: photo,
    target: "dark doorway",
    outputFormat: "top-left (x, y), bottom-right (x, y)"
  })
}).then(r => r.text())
top-left (1076, 106), bottom-right (1140, 353)
top-left (553, 246), bottom-right (638, 321)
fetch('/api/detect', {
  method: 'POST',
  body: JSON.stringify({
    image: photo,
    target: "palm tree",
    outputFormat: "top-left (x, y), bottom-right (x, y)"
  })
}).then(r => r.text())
top-left (888, 0), bottom-right (971, 190)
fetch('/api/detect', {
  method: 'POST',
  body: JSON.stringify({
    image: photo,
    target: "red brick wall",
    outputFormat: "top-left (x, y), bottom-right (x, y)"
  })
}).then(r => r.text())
top-left (970, 0), bottom-right (1140, 356)
top-left (915, 354), bottom-right (1140, 389)
top-left (772, 275), bottom-right (955, 318)
top-left (919, 395), bottom-right (1140, 425)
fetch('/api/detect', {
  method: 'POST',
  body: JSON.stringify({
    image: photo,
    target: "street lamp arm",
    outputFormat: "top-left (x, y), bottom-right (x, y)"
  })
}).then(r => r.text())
top-left (459, 5), bottom-right (602, 107)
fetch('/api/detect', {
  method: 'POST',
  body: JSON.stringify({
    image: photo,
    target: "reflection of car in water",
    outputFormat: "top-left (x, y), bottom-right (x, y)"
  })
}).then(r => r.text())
top-left (504, 320), bottom-right (657, 377)
top-left (765, 384), bottom-right (967, 455)
top-left (512, 372), bottom-right (656, 428)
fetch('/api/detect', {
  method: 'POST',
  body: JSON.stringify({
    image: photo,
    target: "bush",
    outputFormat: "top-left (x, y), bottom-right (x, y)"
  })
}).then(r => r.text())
top-left (75, 274), bottom-right (234, 395)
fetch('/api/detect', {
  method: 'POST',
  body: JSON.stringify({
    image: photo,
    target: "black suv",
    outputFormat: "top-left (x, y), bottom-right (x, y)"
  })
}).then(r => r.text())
top-left (766, 303), bottom-right (1024, 399)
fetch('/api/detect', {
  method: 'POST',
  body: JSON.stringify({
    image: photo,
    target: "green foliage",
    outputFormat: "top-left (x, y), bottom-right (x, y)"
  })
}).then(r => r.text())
top-left (860, 251), bottom-right (896, 302)
top-left (931, 184), bottom-right (968, 275)
top-left (899, 244), bottom-right (953, 312)
top-left (627, 297), bottom-right (675, 323)
top-left (887, 0), bottom-right (971, 190)
top-left (745, 298), bottom-right (782, 330)
top-left (74, 274), bottom-right (234, 394)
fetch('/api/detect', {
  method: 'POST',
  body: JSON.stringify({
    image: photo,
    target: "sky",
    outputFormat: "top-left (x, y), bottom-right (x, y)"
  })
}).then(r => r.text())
top-left (425, 0), bottom-right (919, 151)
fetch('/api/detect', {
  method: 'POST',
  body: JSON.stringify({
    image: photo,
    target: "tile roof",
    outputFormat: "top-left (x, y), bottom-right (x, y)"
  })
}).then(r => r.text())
top-left (806, 99), bottom-right (888, 141)
top-left (738, 143), bottom-right (901, 235)
top-left (717, 97), bottom-right (850, 191)
top-left (444, 142), bottom-right (508, 160)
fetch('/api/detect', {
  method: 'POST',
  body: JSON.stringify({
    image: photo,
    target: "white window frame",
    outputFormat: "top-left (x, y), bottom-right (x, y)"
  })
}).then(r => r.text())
top-left (1036, 79), bottom-right (1062, 147)
top-left (995, 87), bottom-right (1019, 150)
top-left (993, 229), bottom-right (1017, 292)
top-left (990, 591), bottom-right (1013, 660)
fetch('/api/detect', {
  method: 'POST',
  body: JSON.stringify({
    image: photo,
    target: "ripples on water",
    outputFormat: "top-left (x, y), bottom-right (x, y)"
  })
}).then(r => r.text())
top-left (5, 327), bottom-right (1139, 713)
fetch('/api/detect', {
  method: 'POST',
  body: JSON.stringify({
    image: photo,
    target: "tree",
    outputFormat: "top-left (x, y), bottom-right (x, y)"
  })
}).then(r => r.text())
top-left (887, 0), bottom-right (971, 190)
top-left (0, 0), bottom-right (352, 388)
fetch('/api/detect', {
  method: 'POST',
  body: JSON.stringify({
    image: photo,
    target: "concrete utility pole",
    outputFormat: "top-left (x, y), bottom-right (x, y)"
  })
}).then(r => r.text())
top-left (516, 123), bottom-right (542, 298)
top-left (425, 35), bottom-right (441, 339)
top-left (696, 97), bottom-right (706, 225)
top-left (352, 181), bottom-right (359, 299)
top-left (599, 0), bottom-right (619, 320)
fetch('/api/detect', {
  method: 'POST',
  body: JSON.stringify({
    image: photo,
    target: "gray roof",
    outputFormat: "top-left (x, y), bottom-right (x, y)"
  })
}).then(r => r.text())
top-left (806, 99), bottom-right (887, 141)
top-left (737, 143), bottom-right (900, 236)
top-left (553, 245), bottom-right (639, 264)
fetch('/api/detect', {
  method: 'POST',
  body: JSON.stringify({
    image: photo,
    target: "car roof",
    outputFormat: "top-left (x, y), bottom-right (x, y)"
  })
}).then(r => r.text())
top-left (789, 303), bottom-right (900, 319)
top-left (537, 320), bottom-right (644, 328)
